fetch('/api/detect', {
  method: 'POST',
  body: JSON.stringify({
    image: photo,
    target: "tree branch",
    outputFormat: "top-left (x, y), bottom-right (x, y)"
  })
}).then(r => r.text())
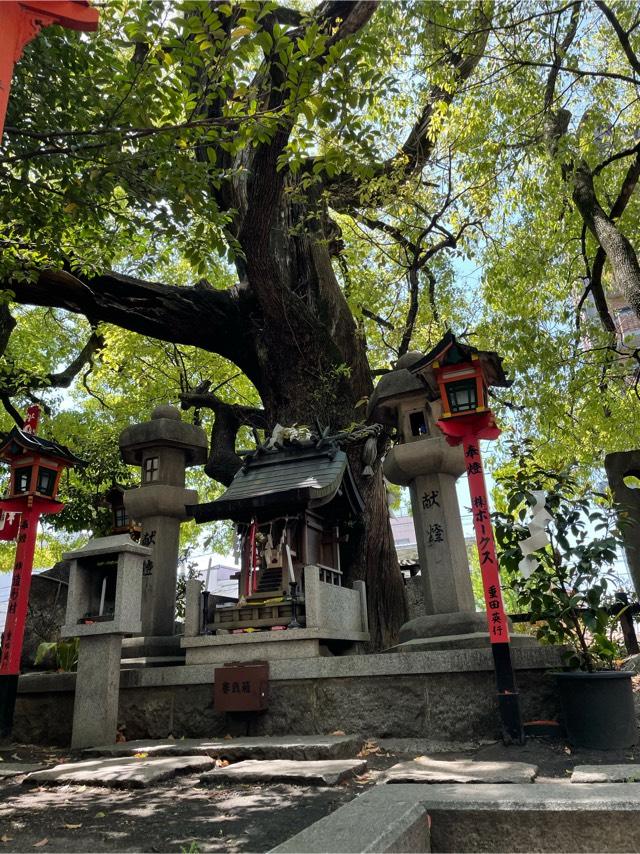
top-left (180, 384), bottom-right (267, 485)
top-left (398, 263), bottom-right (420, 358)
top-left (6, 268), bottom-right (261, 385)
top-left (595, 1), bottom-right (640, 75)
top-left (544, 1), bottom-right (581, 110)
top-left (47, 330), bottom-right (105, 388)
top-left (330, 9), bottom-right (490, 210)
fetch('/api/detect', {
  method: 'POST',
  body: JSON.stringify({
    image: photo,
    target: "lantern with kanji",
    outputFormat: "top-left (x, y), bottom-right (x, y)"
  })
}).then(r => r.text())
top-left (410, 332), bottom-right (507, 443)
top-left (409, 332), bottom-right (524, 743)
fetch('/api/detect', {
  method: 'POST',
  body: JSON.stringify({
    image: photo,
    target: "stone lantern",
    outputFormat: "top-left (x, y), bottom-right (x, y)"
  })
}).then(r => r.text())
top-left (61, 534), bottom-right (150, 748)
top-left (119, 405), bottom-right (208, 637)
top-left (368, 351), bottom-right (488, 648)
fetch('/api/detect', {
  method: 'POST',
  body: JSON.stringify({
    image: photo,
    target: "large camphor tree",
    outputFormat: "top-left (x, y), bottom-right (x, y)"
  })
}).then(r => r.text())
top-left (0, 1), bottom-right (492, 648)
top-left (3, 1), bottom-right (640, 645)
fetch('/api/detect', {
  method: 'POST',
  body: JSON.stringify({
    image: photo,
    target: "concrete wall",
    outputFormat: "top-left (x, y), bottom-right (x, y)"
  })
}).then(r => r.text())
top-left (13, 647), bottom-right (563, 746)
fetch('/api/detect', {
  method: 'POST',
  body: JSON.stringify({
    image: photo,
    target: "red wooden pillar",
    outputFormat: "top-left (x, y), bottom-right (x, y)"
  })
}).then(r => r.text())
top-left (0, 506), bottom-right (40, 677)
top-left (463, 433), bottom-right (523, 743)
top-left (0, 1), bottom-right (99, 135)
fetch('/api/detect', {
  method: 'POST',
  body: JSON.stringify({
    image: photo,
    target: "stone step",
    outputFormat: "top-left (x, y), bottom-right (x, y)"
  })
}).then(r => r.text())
top-left (0, 763), bottom-right (46, 778)
top-left (82, 734), bottom-right (364, 762)
top-left (200, 758), bottom-right (367, 787)
top-left (24, 755), bottom-right (215, 789)
top-left (571, 765), bottom-right (640, 783)
top-left (381, 756), bottom-right (538, 784)
top-left (120, 655), bottom-right (186, 668)
top-left (272, 782), bottom-right (640, 853)
top-left (121, 635), bottom-right (185, 660)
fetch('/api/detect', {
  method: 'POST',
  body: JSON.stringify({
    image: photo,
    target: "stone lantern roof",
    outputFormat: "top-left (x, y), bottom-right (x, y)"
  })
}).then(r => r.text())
top-left (367, 333), bottom-right (511, 427)
top-left (119, 404), bottom-right (208, 467)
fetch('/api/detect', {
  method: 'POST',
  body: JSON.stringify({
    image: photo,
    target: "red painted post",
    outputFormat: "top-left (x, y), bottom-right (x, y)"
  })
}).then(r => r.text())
top-left (0, 507), bottom-right (39, 676)
top-left (0, 1), bottom-right (99, 136)
top-left (463, 436), bottom-right (510, 643)
top-left (463, 433), bottom-right (523, 743)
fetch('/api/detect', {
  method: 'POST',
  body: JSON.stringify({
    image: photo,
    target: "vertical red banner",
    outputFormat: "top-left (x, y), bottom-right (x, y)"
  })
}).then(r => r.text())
top-left (0, 508), bottom-right (38, 675)
top-left (463, 436), bottom-right (510, 644)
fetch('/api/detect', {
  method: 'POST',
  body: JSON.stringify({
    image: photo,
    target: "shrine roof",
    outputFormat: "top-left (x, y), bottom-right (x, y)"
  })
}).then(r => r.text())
top-left (190, 444), bottom-right (363, 523)
top-left (0, 427), bottom-right (84, 466)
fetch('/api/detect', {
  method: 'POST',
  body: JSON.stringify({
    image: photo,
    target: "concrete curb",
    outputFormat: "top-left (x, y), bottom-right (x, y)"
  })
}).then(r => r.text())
top-left (271, 782), bottom-right (640, 853)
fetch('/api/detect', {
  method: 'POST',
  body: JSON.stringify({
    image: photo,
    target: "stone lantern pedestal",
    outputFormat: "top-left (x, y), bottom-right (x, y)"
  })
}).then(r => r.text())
top-left (61, 535), bottom-right (150, 748)
top-left (369, 352), bottom-right (532, 651)
top-left (384, 426), bottom-right (490, 648)
top-left (119, 405), bottom-right (208, 638)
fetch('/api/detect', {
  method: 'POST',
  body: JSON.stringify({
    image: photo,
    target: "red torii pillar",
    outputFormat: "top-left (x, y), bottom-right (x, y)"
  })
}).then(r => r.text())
top-left (0, 1), bottom-right (99, 135)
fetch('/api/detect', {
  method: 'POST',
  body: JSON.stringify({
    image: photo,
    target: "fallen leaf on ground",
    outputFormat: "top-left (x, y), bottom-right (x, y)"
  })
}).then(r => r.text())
top-left (133, 752), bottom-right (148, 759)
top-left (0, 835), bottom-right (13, 842)
top-left (357, 740), bottom-right (382, 758)
top-left (95, 812), bottom-right (106, 819)
top-left (223, 734), bottom-right (233, 740)
top-left (330, 730), bottom-right (345, 736)
top-left (62, 824), bottom-right (82, 830)
top-left (34, 839), bottom-right (48, 848)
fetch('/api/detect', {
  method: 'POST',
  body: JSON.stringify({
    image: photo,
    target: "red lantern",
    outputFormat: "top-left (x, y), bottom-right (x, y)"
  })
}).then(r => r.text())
top-left (0, 408), bottom-right (83, 736)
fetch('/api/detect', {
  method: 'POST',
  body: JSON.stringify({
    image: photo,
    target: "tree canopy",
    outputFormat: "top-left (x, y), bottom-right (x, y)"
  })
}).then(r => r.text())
top-left (1, 0), bottom-right (640, 643)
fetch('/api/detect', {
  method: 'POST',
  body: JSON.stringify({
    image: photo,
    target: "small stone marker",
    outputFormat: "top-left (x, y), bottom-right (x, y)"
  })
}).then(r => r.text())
top-left (200, 758), bottom-right (367, 786)
top-left (381, 756), bottom-right (538, 784)
top-left (83, 734), bottom-right (363, 761)
top-left (571, 765), bottom-right (640, 783)
top-left (24, 755), bottom-right (215, 789)
top-left (0, 763), bottom-right (45, 778)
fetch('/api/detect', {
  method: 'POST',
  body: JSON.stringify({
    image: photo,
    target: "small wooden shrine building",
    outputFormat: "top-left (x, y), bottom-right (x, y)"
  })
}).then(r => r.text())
top-left (187, 433), bottom-right (368, 644)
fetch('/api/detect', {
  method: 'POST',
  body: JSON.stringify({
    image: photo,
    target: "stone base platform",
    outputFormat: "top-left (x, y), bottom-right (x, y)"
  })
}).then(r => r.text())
top-left (181, 627), bottom-right (369, 665)
top-left (14, 646), bottom-right (564, 747)
top-left (387, 634), bottom-right (539, 653)
top-left (121, 635), bottom-right (185, 668)
top-left (394, 611), bottom-right (539, 652)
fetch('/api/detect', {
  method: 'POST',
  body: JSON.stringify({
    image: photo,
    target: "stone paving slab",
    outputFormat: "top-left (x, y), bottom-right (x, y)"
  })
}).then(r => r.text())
top-left (200, 758), bottom-right (367, 786)
top-left (24, 755), bottom-right (215, 789)
top-left (571, 765), bottom-right (640, 783)
top-left (83, 734), bottom-right (363, 761)
top-left (0, 763), bottom-right (46, 778)
top-left (381, 756), bottom-right (538, 784)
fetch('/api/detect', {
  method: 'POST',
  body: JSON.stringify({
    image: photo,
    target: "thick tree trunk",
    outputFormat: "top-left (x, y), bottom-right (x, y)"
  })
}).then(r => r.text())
top-left (236, 181), bottom-right (406, 648)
